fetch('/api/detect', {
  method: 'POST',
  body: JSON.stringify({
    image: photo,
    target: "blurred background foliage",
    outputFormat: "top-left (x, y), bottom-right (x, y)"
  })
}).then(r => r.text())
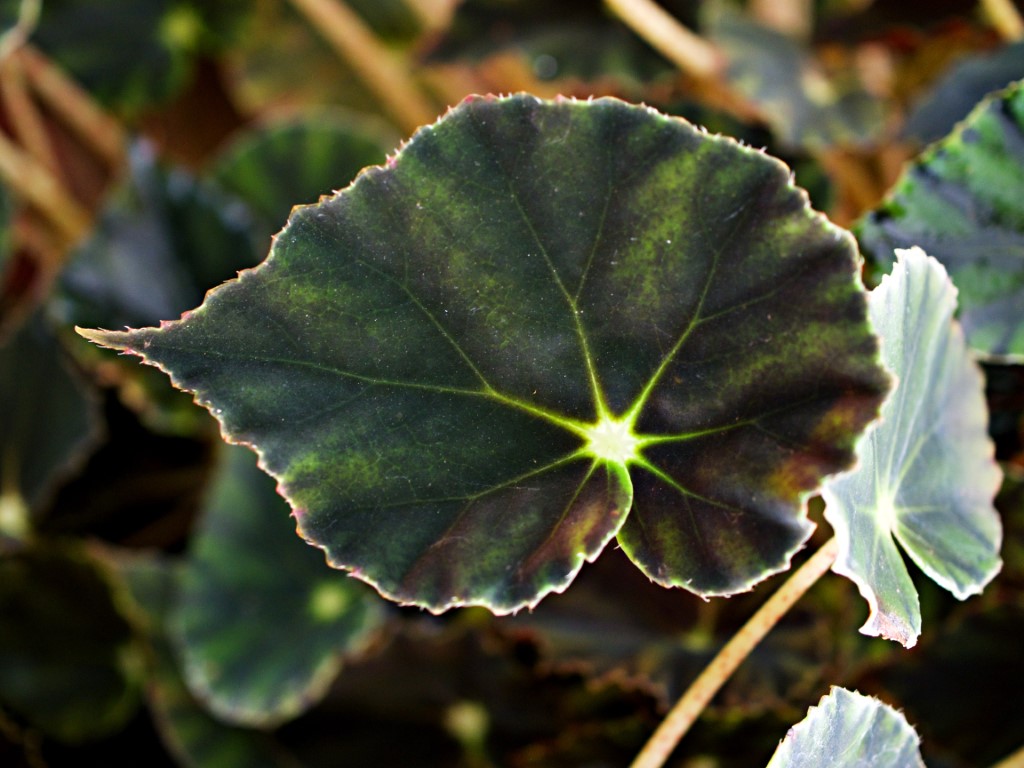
top-left (0, 0), bottom-right (1022, 766)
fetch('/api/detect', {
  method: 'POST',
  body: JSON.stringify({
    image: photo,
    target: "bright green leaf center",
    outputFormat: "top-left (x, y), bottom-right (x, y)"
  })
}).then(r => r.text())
top-left (583, 416), bottom-right (641, 466)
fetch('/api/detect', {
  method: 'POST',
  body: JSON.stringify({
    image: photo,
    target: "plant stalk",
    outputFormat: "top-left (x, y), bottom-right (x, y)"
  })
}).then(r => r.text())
top-left (19, 45), bottom-right (126, 171)
top-left (991, 742), bottom-right (1024, 768)
top-left (603, 0), bottom-right (723, 81)
top-left (288, 0), bottom-right (437, 134)
top-left (981, 0), bottom-right (1024, 40)
top-left (0, 51), bottom-right (59, 175)
top-left (0, 129), bottom-right (91, 245)
top-left (630, 536), bottom-right (840, 768)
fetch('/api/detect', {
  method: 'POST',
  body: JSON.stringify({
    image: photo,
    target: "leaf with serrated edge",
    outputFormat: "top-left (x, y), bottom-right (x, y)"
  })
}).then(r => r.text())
top-left (823, 247), bottom-right (1002, 647)
top-left (766, 687), bottom-right (924, 768)
top-left (859, 79), bottom-right (1024, 361)
top-left (173, 443), bottom-right (382, 727)
top-left (79, 94), bottom-right (888, 614)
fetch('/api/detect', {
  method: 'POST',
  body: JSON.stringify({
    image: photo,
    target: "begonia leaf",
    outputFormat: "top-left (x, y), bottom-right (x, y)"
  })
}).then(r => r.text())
top-left (859, 79), bottom-right (1024, 361)
top-left (207, 111), bottom-right (395, 249)
top-left (822, 248), bottom-right (1002, 647)
top-left (173, 443), bottom-right (382, 726)
top-left (80, 94), bottom-right (888, 613)
top-left (766, 688), bottom-right (924, 768)
top-left (112, 552), bottom-right (298, 768)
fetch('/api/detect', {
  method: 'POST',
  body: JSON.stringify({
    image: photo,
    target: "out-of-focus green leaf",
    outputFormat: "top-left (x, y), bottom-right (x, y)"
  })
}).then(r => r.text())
top-left (173, 443), bottom-right (382, 726)
top-left (208, 110), bottom-right (396, 249)
top-left (765, 687), bottom-right (924, 768)
top-left (0, 315), bottom-right (101, 531)
top-left (0, 544), bottom-right (143, 742)
top-left (80, 94), bottom-right (888, 613)
top-left (112, 551), bottom-right (299, 768)
top-left (858, 79), bottom-right (1024, 361)
top-left (903, 42), bottom-right (1024, 144)
top-left (704, 5), bottom-right (885, 150)
top-left (59, 141), bottom-right (256, 332)
top-left (0, 0), bottom-right (252, 115)
top-left (822, 248), bottom-right (1002, 647)
top-left (225, 0), bottom-right (414, 116)
top-left (56, 141), bottom-right (256, 434)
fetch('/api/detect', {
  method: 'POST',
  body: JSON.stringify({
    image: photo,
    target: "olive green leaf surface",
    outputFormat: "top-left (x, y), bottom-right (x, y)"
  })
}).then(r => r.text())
top-left (859, 79), bottom-right (1024, 361)
top-left (208, 111), bottom-right (395, 250)
top-left (173, 443), bottom-right (382, 726)
top-left (822, 248), bottom-right (1002, 648)
top-left (80, 94), bottom-right (888, 613)
top-left (0, 315), bottom-right (101, 534)
top-left (112, 551), bottom-right (298, 768)
top-left (765, 688), bottom-right (924, 768)
top-left (0, 544), bottom-right (144, 742)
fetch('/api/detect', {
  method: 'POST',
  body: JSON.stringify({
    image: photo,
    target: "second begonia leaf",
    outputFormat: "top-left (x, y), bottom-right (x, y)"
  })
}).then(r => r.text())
top-left (822, 248), bottom-right (1002, 648)
top-left (80, 95), bottom-right (888, 613)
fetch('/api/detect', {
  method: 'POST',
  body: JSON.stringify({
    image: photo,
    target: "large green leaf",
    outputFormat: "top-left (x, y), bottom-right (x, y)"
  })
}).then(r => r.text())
top-left (80, 94), bottom-right (888, 613)
top-left (822, 248), bottom-right (1002, 647)
top-left (173, 443), bottom-right (382, 726)
top-left (765, 687), bottom-right (924, 768)
top-left (858, 79), bottom-right (1024, 361)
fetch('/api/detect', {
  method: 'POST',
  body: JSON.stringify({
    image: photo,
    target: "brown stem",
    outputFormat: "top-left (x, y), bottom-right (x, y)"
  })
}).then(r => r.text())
top-left (990, 743), bottom-right (1024, 768)
top-left (1, 53), bottom-right (58, 175)
top-left (603, 0), bottom-right (724, 81)
top-left (0, 129), bottom-right (91, 245)
top-left (630, 537), bottom-right (840, 768)
top-left (981, 0), bottom-right (1024, 41)
top-left (288, 0), bottom-right (438, 134)
top-left (403, 0), bottom-right (457, 32)
top-left (18, 45), bottom-right (126, 172)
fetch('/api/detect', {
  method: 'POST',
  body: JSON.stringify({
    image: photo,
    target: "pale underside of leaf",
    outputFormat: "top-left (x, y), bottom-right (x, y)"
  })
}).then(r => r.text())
top-left (823, 247), bottom-right (1002, 648)
top-left (766, 687), bottom-right (924, 768)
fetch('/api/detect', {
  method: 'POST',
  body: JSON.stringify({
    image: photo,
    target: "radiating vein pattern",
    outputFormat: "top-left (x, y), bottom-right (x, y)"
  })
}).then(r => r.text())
top-left (79, 95), bottom-right (888, 612)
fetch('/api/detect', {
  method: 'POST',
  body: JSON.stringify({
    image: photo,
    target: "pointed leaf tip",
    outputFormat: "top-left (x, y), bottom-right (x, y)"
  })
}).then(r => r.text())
top-left (80, 95), bottom-right (888, 612)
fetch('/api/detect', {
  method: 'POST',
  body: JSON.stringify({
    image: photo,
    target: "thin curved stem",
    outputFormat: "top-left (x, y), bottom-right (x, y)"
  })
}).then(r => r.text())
top-left (630, 536), bottom-right (839, 768)
top-left (981, 0), bottom-right (1024, 40)
top-left (288, 0), bottom-right (437, 134)
top-left (990, 742), bottom-right (1024, 768)
top-left (603, 0), bottom-right (723, 80)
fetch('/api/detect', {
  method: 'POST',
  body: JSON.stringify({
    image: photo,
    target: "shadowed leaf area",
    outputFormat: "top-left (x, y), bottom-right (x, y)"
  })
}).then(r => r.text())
top-left (80, 95), bottom-right (888, 613)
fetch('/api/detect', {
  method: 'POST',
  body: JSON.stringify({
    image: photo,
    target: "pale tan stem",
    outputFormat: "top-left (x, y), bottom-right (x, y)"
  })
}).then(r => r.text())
top-left (981, 0), bottom-right (1024, 40)
top-left (749, 0), bottom-right (812, 39)
top-left (604, 0), bottom-right (723, 81)
top-left (0, 53), bottom-right (58, 174)
top-left (630, 537), bottom-right (840, 768)
top-left (991, 743), bottom-right (1024, 768)
top-left (288, 0), bottom-right (437, 134)
top-left (403, 0), bottom-right (457, 31)
top-left (18, 45), bottom-right (126, 171)
top-left (0, 130), bottom-right (91, 244)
